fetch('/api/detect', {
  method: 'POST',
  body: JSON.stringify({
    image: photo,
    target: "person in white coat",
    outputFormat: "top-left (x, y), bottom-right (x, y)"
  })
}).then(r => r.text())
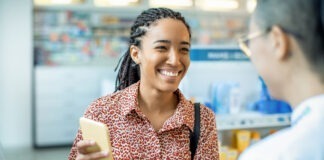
top-left (237, 0), bottom-right (324, 159)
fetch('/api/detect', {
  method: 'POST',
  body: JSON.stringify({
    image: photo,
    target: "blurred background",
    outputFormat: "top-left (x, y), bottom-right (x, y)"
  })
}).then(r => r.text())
top-left (0, 0), bottom-right (292, 160)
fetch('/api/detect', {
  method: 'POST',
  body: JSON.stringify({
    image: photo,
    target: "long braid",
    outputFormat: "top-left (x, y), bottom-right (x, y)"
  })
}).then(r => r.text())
top-left (115, 8), bottom-right (191, 91)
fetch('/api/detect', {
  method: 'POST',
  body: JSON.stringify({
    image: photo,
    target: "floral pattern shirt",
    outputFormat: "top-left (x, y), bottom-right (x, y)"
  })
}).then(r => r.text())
top-left (69, 82), bottom-right (219, 160)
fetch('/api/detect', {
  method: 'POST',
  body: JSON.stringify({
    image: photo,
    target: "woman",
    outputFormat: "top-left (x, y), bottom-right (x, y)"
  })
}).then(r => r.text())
top-left (69, 7), bottom-right (219, 160)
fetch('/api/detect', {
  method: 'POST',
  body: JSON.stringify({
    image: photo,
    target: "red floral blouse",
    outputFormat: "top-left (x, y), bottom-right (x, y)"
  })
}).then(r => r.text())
top-left (68, 82), bottom-right (219, 160)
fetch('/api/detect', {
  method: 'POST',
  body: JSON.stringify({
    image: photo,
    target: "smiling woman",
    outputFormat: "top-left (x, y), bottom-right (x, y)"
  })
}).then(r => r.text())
top-left (68, 7), bottom-right (219, 160)
top-left (129, 18), bottom-right (191, 94)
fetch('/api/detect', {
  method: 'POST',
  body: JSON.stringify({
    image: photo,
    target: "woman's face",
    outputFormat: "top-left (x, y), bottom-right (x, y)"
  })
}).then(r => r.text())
top-left (249, 16), bottom-right (284, 99)
top-left (132, 18), bottom-right (191, 93)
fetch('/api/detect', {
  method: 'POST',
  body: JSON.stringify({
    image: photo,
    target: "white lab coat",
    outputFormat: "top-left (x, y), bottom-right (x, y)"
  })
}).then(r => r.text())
top-left (239, 94), bottom-right (324, 160)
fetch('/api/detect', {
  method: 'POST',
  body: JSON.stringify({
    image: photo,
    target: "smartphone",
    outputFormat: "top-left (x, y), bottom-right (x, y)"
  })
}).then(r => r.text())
top-left (79, 117), bottom-right (113, 160)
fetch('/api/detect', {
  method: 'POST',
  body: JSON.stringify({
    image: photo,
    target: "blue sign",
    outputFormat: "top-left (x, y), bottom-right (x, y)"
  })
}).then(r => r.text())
top-left (190, 48), bottom-right (249, 61)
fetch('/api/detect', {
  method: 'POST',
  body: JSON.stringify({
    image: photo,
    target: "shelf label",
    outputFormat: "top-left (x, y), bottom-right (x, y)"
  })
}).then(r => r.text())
top-left (190, 48), bottom-right (249, 61)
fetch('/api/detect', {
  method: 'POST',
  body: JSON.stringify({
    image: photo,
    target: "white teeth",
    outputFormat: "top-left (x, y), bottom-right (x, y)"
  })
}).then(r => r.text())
top-left (160, 70), bottom-right (178, 77)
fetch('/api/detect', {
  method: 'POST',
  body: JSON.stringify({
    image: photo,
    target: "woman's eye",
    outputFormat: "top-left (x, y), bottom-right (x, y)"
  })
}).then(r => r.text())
top-left (155, 46), bottom-right (167, 51)
top-left (181, 48), bottom-right (189, 52)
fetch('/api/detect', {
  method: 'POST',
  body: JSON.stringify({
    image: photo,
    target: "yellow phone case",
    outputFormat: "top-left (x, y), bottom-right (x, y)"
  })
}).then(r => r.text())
top-left (79, 117), bottom-right (113, 160)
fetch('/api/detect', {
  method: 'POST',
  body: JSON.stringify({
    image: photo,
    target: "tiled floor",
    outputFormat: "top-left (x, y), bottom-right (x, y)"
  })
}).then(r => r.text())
top-left (2, 146), bottom-right (70, 160)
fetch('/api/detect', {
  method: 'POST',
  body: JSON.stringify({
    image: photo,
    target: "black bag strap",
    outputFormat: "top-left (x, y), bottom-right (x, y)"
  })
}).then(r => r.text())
top-left (190, 103), bottom-right (200, 160)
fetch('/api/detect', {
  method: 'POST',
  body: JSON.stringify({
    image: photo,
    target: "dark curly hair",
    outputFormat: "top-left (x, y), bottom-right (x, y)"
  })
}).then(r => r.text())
top-left (114, 8), bottom-right (191, 91)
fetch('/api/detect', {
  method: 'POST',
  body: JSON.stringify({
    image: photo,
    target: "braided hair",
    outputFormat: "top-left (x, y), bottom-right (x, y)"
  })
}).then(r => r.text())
top-left (114, 8), bottom-right (191, 91)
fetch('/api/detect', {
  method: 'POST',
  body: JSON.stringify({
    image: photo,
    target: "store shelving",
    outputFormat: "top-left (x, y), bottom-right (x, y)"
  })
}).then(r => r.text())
top-left (216, 112), bottom-right (291, 131)
top-left (32, 0), bottom-right (253, 147)
top-left (34, 5), bottom-right (148, 14)
top-left (33, 0), bottom-right (251, 15)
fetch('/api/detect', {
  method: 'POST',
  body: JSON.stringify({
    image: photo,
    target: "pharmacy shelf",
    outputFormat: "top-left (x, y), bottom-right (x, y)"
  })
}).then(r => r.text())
top-left (33, 5), bottom-right (249, 16)
top-left (34, 5), bottom-right (147, 14)
top-left (216, 112), bottom-right (291, 131)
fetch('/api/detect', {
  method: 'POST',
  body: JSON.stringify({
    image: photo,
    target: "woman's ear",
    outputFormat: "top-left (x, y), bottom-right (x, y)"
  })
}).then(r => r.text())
top-left (270, 25), bottom-right (290, 60)
top-left (130, 45), bottom-right (140, 64)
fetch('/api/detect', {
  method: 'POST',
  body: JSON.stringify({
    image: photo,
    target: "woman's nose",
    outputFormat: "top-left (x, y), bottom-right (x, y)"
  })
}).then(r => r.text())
top-left (166, 48), bottom-right (181, 66)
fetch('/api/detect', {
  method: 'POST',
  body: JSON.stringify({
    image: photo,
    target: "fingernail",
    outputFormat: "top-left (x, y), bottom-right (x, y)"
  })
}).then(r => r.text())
top-left (89, 140), bottom-right (95, 145)
top-left (102, 151), bottom-right (109, 156)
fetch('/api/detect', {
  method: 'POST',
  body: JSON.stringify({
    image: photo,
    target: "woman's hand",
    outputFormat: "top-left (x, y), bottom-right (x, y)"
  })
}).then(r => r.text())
top-left (76, 140), bottom-right (110, 160)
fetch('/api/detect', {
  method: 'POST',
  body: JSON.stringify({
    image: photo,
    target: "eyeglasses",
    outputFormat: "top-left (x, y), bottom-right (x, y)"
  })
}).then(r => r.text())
top-left (238, 27), bottom-right (304, 57)
top-left (237, 29), bottom-right (270, 57)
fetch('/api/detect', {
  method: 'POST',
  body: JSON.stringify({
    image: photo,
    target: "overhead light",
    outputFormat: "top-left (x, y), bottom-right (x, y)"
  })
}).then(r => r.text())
top-left (34, 0), bottom-right (84, 5)
top-left (196, 0), bottom-right (239, 11)
top-left (51, 0), bottom-right (72, 4)
top-left (149, 0), bottom-right (193, 8)
top-left (246, 0), bottom-right (257, 13)
top-left (94, 0), bottom-right (139, 7)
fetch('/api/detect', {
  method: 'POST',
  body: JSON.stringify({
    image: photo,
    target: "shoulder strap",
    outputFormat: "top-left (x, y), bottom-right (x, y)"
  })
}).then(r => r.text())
top-left (190, 103), bottom-right (200, 160)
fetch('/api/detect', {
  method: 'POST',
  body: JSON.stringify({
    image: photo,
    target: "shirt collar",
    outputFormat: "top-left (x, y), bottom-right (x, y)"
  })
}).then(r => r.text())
top-left (292, 94), bottom-right (324, 125)
top-left (120, 81), bottom-right (140, 117)
top-left (119, 81), bottom-right (195, 131)
top-left (163, 90), bottom-right (195, 132)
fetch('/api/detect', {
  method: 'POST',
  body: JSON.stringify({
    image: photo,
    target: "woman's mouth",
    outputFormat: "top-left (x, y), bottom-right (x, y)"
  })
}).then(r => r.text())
top-left (159, 70), bottom-right (180, 77)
